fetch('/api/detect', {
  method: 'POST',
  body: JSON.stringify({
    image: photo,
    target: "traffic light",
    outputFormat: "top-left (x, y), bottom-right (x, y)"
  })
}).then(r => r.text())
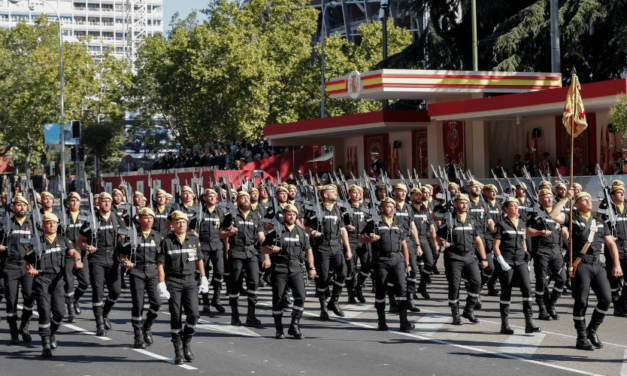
top-left (70, 147), bottom-right (76, 161)
top-left (78, 147), bottom-right (85, 162)
top-left (71, 120), bottom-right (81, 139)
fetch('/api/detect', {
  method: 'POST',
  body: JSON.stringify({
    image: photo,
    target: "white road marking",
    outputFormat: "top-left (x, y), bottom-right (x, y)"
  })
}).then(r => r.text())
top-left (17, 304), bottom-right (39, 316)
top-left (131, 348), bottom-right (197, 370)
top-left (621, 349), bottom-right (627, 376)
top-left (63, 324), bottom-right (112, 341)
top-left (160, 310), bottom-right (262, 338)
top-left (300, 312), bottom-right (598, 376)
top-left (411, 314), bottom-right (449, 337)
top-left (339, 303), bottom-right (373, 319)
top-left (499, 329), bottom-right (546, 358)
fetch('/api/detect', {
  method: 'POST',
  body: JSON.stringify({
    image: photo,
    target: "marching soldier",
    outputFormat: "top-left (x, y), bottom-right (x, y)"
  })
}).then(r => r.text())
top-left (119, 207), bottom-right (162, 349)
top-left (493, 197), bottom-right (541, 335)
top-left (0, 195), bottom-right (36, 344)
top-left (62, 192), bottom-right (90, 323)
top-left (550, 191), bottom-right (623, 350)
top-left (76, 192), bottom-right (126, 336)
top-left (436, 194), bottom-right (488, 325)
top-left (483, 184), bottom-right (501, 296)
top-left (262, 204), bottom-right (315, 339)
top-left (24, 213), bottom-right (83, 358)
top-left (344, 184), bottom-right (371, 304)
top-left (466, 180), bottom-right (492, 309)
top-left (359, 197), bottom-right (414, 332)
top-left (157, 210), bottom-right (209, 364)
top-left (192, 189), bottom-right (227, 314)
top-left (152, 189), bottom-right (171, 236)
top-left (170, 186), bottom-right (197, 218)
top-left (39, 192), bottom-right (59, 217)
top-left (410, 187), bottom-right (438, 299)
top-left (112, 189), bottom-right (129, 226)
top-left (221, 191), bottom-right (267, 326)
top-left (305, 185), bottom-right (352, 319)
top-left (526, 189), bottom-right (566, 321)
top-left (392, 183), bottom-right (422, 312)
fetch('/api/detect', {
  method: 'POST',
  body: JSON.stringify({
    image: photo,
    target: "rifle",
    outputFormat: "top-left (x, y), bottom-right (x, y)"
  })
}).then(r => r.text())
top-left (522, 166), bottom-right (538, 195)
top-left (501, 167), bottom-right (516, 199)
top-left (361, 170), bottom-right (381, 236)
top-left (117, 211), bottom-right (139, 265)
top-left (596, 163), bottom-right (617, 237)
top-left (22, 184), bottom-right (45, 272)
top-left (58, 180), bottom-right (69, 236)
top-left (431, 164), bottom-right (454, 242)
top-left (220, 171), bottom-right (237, 229)
top-left (307, 170), bottom-right (323, 233)
top-left (83, 171), bottom-right (99, 250)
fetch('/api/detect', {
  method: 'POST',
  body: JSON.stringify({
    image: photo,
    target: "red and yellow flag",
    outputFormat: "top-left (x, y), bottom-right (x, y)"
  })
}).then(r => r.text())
top-left (562, 73), bottom-right (587, 137)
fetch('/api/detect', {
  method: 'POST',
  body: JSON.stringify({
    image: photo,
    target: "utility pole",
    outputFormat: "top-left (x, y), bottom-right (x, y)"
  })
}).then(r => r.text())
top-left (380, 0), bottom-right (389, 109)
top-left (550, 0), bottom-right (560, 73)
top-left (471, 0), bottom-right (478, 71)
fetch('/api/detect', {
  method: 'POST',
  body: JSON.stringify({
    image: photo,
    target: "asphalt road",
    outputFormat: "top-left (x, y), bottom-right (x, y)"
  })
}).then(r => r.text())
top-left (0, 264), bottom-right (625, 376)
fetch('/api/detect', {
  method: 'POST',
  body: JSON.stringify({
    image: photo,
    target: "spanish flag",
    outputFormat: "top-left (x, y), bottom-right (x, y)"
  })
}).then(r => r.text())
top-left (562, 72), bottom-right (587, 137)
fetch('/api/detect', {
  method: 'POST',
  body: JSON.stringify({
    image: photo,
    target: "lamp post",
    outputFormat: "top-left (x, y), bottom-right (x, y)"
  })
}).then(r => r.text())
top-left (320, 1), bottom-right (338, 119)
top-left (10, 0), bottom-right (66, 188)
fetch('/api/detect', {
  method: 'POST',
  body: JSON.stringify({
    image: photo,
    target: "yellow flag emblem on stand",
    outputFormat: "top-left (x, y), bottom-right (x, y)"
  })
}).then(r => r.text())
top-left (562, 73), bottom-right (588, 137)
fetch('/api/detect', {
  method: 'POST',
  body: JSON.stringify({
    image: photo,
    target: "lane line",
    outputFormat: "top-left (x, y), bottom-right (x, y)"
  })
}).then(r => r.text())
top-left (499, 329), bottom-right (546, 358)
top-left (622, 349), bottom-right (627, 376)
top-left (161, 310), bottom-right (263, 338)
top-left (130, 348), bottom-right (198, 370)
top-left (338, 302), bottom-right (374, 319)
top-left (410, 314), bottom-right (449, 337)
top-left (63, 324), bottom-right (112, 341)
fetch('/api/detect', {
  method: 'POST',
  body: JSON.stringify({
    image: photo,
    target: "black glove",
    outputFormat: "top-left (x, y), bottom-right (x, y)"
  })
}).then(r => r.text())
top-left (523, 252), bottom-right (531, 263)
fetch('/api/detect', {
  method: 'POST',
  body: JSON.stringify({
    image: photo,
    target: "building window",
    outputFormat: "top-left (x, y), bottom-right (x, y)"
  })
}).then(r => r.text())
top-left (89, 45), bottom-right (100, 52)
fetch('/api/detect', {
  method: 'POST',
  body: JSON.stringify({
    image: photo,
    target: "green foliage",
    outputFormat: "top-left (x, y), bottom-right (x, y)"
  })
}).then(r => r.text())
top-left (609, 94), bottom-right (627, 134)
top-left (0, 19), bottom-right (129, 174)
top-left (128, 1), bottom-right (412, 152)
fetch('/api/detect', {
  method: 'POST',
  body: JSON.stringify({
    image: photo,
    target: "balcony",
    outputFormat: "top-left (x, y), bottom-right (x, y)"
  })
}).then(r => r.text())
top-left (102, 21), bottom-right (114, 26)
top-left (88, 21), bottom-right (100, 25)
top-left (101, 8), bottom-right (114, 12)
top-left (74, 7), bottom-right (86, 11)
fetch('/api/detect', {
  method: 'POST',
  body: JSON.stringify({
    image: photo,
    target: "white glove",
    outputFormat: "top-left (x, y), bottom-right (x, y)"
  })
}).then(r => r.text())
top-left (496, 255), bottom-right (512, 271)
top-left (198, 276), bottom-right (209, 294)
top-left (158, 282), bottom-right (170, 301)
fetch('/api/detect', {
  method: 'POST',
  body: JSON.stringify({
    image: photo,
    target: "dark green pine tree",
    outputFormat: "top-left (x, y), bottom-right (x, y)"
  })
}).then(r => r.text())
top-left (376, 0), bottom-right (627, 85)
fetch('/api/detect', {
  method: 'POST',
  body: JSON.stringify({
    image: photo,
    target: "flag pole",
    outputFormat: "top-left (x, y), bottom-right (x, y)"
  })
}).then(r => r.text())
top-left (569, 119), bottom-right (574, 276)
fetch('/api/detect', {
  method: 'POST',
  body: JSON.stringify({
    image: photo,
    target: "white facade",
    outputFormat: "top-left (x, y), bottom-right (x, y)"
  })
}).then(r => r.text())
top-left (0, 0), bottom-right (163, 61)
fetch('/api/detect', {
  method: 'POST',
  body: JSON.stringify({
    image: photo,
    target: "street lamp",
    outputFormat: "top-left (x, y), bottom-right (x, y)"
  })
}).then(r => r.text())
top-left (10, 0), bottom-right (66, 188)
top-left (320, 1), bottom-right (338, 119)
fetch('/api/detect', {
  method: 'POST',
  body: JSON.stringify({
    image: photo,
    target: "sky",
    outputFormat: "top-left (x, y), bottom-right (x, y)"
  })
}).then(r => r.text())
top-left (163, 0), bottom-right (209, 32)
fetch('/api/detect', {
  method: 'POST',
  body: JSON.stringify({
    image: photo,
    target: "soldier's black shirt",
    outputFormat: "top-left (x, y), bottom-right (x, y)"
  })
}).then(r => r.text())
top-left (563, 211), bottom-right (608, 257)
top-left (525, 207), bottom-right (562, 248)
top-left (152, 205), bottom-right (171, 236)
top-left (394, 202), bottom-right (415, 246)
top-left (169, 202), bottom-right (196, 219)
top-left (362, 217), bottom-right (406, 259)
top-left (157, 232), bottom-right (202, 276)
top-left (0, 215), bottom-right (35, 264)
top-left (227, 210), bottom-right (263, 259)
top-left (305, 203), bottom-right (344, 248)
top-left (494, 217), bottom-right (527, 265)
top-left (436, 214), bottom-right (479, 255)
top-left (79, 211), bottom-right (125, 266)
top-left (120, 228), bottom-right (161, 277)
top-left (191, 205), bottom-right (226, 252)
top-left (411, 204), bottom-right (434, 240)
top-left (112, 203), bottom-right (130, 227)
top-left (263, 225), bottom-right (311, 273)
top-left (25, 235), bottom-right (75, 274)
top-left (346, 202), bottom-right (370, 245)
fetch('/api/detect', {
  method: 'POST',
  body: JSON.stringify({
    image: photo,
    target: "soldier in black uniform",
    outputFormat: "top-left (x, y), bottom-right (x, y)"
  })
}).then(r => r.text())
top-left (525, 189), bottom-right (566, 321)
top-left (344, 184), bottom-right (371, 303)
top-left (466, 180), bottom-right (492, 309)
top-left (393, 183), bottom-right (422, 312)
top-left (262, 204), bottom-right (315, 339)
top-left (112, 189), bottom-right (130, 226)
top-left (436, 194), bottom-right (488, 325)
top-left (170, 186), bottom-right (197, 219)
top-left (119, 207), bottom-right (162, 349)
top-left (512, 154), bottom-right (524, 177)
top-left (152, 189), bottom-right (171, 236)
top-left (62, 192), bottom-right (90, 323)
top-left (24, 213), bottom-right (83, 358)
top-left (483, 184), bottom-right (502, 296)
top-left (599, 182), bottom-right (627, 317)
top-left (40, 192), bottom-right (59, 217)
top-left (221, 191), bottom-right (267, 326)
top-left (157, 210), bottom-right (209, 364)
top-left (360, 197), bottom-right (414, 332)
top-left (370, 152), bottom-right (385, 178)
top-left (76, 192), bottom-right (126, 336)
top-left (0, 195), bottom-right (36, 344)
top-left (550, 191), bottom-right (623, 350)
top-left (494, 197), bottom-right (541, 335)
top-left (410, 187), bottom-right (438, 299)
top-left (193, 188), bottom-right (227, 314)
top-left (306, 185), bottom-right (353, 319)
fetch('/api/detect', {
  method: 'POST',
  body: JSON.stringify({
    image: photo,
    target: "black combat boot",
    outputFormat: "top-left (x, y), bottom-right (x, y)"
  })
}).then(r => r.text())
top-left (500, 303), bottom-right (513, 334)
top-left (143, 313), bottom-right (156, 346)
top-left (451, 306), bottom-right (463, 326)
top-left (103, 299), bottom-right (115, 330)
top-left (523, 300), bottom-right (541, 333)
top-left (41, 336), bottom-right (52, 358)
top-left (172, 333), bottom-right (184, 364)
top-left (586, 310), bottom-right (605, 349)
top-left (9, 320), bottom-right (20, 345)
top-left (182, 326), bottom-right (195, 362)
top-left (418, 278), bottom-right (431, 300)
top-left (388, 290), bottom-right (398, 314)
top-left (245, 302), bottom-right (261, 326)
top-left (19, 309), bottom-right (33, 342)
top-left (288, 309), bottom-right (305, 339)
top-left (536, 295), bottom-right (552, 321)
top-left (95, 315), bottom-right (107, 337)
top-left (273, 313), bottom-right (284, 339)
top-left (133, 327), bottom-right (146, 349)
top-left (327, 285), bottom-right (345, 317)
top-left (462, 307), bottom-right (480, 324)
top-left (575, 318), bottom-right (594, 351)
top-left (547, 289), bottom-right (562, 320)
top-left (354, 284), bottom-right (366, 304)
top-left (346, 279), bottom-right (357, 304)
top-left (211, 283), bottom-right (225, 313)
top-left (230, 297), bottom-right (241, 326)
top-left (319, 295), bottom-right (330, 320)
top-left (66, 297), bottom-right (76, 323)
top-left (398, 301), bottom-right (415, 333)
top-left (50, 321), bottom-right (60, 350)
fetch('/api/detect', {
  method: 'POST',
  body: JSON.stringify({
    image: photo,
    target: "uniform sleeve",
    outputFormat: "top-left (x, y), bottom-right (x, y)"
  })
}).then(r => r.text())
top-left (24, 248), bottom-right (36, 264)
top-left (79, 221), bottom-right (92, 239)
top-left (301, 230), bottom-right (312, 252)
top-left (65, 237), bottom-right (77, 255)
top-left (435, 225), bottom-right (447, 239)
top-left (157, 239), bottom-right (166, 264)
top-left (562, 213), bottom-right (571, 228)
top-left (525, 214), bottom-right (537, 228)
top-left (262, 230), bottom-right (276, 247)
top-left (255, 214), bottom-right (263, 233)
top-left (493, 222), bottom-right (503, 240)
top-left (195, 240), bottom-right (204, 260)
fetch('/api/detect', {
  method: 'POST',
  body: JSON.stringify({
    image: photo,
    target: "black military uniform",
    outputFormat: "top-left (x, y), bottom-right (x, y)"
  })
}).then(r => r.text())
top-left (192, 201), bottom-right (226, 313)
top-left (494, 214), bottom-right (540, 334)
top-left (363, 210), bottom-right (414, 332)
top-left (394, 198), bottom-right (420, 311)
top-left (263, 216), bottom-right (311, 339)
top-left (306, 198), bottom-right (347, 319)
top-left (62, 206), bottom-right (90, 322)
top-left (436, 204), bottom-right (482, 325)
top-left (0, 205), bottom-right (36, 344)
top-left (601, 196), bottom-right (627, 316)
top-left (345, 199), bottom-right (371, 303)
top-left (411, 202), bottom-right (435, 298)
top-left (25, 228), bottom-right (78, 357)
top-left (79, 209), bottom-right (125, 336)
top-left (526, 201), bottom-right (566, 321)
top-left (153, 205), bottom-right (171, 236)
top-left (563, 207), bottom-right (613, 349)
top-left (484, 194), bottom-right (502, 295)
top-left (120, 224), bottom-right (162, 348)
top-left (226, 207), bottom-right (264, 326)
top-left (467, 192), bottom-right (492, 307)
top-left (158, 229), bottom-right (203, 363)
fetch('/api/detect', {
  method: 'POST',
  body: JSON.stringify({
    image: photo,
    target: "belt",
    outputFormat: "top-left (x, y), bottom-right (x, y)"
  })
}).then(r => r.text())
top-left (167, 273), bottom-right (195, 280)
top-left (320, 239), bottom-right (340, 247)
top-left (38, 272), bottom-right (61, 279)
top-left (274, 258), bottom-right (301, 266)
top-left (538, 243), bottom-right (561, 250)
top-left (578, 253), bottom-right (599, 263)
top-left (446, 247), bottom-right (472, 256)
top-left (6, 259), bottom-right (24, 266)
top-left (135, 262), bottom-right (156, 270)
top-left (377, 251), bottom-right (401, 258)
